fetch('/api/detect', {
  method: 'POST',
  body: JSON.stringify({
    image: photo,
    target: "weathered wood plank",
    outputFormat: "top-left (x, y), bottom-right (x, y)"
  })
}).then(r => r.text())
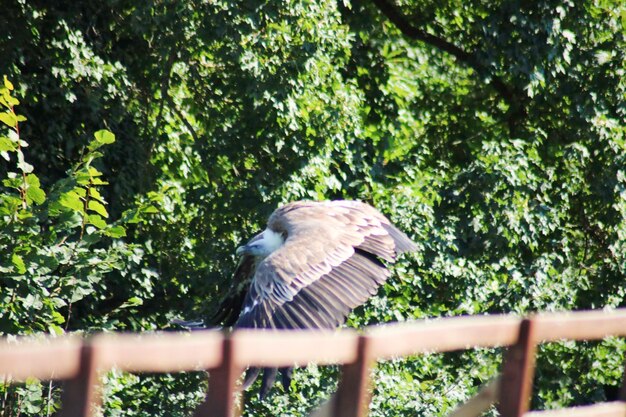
top-left (0, 337), bottom-right (82, 380)
top-left (2, 308), bottom-right (626, 417)
top-left (366, 315), bottom-right (522, 359)
top-left (447, 376), bottom-right (501, 417)
top-left (193, 337), bottom-right (242, 417)
top-left (524, 402), bottom-right (626, 417)
top-left (333, 336), bottom-right (375, 417)
top-left (94, 331), bottom-right (223, 372)
top-left (231, 329), bottom-right (358, 367)
top-left (497, 319), bottom-right (537, 417)
top-left (57, 342), bottom-right (100, 417)
top-left (533, 309), bottom-right (626, 342)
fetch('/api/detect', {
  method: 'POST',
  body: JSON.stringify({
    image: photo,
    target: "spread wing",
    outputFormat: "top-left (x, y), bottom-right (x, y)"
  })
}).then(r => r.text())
top-left (235, 201), bottom-right (416, 330)
top-left (209, 255), bottom-right (257, 327)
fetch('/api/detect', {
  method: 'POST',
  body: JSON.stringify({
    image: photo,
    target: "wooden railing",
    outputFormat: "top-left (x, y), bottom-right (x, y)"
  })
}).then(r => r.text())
top-left (1, 309), bottom-right (626, 417)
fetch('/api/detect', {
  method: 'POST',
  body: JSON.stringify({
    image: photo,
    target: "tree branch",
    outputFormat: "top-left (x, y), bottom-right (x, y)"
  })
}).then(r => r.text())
top-left (370, 0), bottom-right (517, 106)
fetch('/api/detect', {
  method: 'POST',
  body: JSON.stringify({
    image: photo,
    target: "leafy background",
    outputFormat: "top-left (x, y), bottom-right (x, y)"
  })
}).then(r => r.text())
top-left (1, 0), bottom-right (625, 416)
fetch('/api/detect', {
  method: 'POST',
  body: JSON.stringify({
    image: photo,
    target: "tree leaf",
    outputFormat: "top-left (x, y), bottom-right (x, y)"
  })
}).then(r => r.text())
top-left (88, 214), bottom-right (107, 229)
top-left (88, 200), bottom-right (108, 218)
top-left (59, 191), bottom-right (85, 213)
top-left (12, 253), bottom-right (26, 274)
top-left (88, 188), bottom-right (105, 202)
top-left (25, 174), bottom-right (40, 186)
top-left (48, 324), bottom-right (64, 336)
top-left (17, 150), bottom-right (33, 173)
top-left (90, 178), bottom-right (109, 185)
top-left (104, 225), bottom-right (126, 238)
top-left (0, 112), bottom-right (16, 127)
top-left (94, 129), bottom-right (115, 144)
top-left (0, 136), bottom-right (16, 152)
top-left (88, 166), bottom-right (103, 177)
top-left (26, 186), bottom-right (46, 205)
top-left (3, 75), bottom-right (13, 90)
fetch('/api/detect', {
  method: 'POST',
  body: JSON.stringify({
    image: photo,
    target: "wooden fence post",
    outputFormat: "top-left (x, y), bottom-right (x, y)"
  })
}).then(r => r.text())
top-left (333, 335), bottom-right (374, 417)
top-left (193, 336), bottom-right (241, 417)
top-left (58, 341), bottom-right (100, 417)
top-left (497, 318), bottom-right (537, 417)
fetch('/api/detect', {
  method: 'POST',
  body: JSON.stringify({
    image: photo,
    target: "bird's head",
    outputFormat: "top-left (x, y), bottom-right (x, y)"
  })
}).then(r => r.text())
top-left (236, 228), bottom-right (285, 258)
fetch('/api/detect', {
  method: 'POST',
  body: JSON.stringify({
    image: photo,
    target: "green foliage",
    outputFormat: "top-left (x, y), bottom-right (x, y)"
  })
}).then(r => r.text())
top-left (1, 0), bottom-right (626, 415)
top-left (102, 371), bottom-right (206, 417)
top-left (0, 81), bottom-right (151, 414)
top-left (0, 85), bottom-right (136, 336)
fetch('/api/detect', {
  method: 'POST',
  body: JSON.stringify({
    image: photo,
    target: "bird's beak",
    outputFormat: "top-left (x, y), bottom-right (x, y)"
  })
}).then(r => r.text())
top-left (237, 232), bottom-right (264, 257)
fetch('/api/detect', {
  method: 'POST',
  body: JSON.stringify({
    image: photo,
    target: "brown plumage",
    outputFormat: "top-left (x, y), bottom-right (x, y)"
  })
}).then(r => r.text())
top-left (212, 200), bottom-right (417, 397)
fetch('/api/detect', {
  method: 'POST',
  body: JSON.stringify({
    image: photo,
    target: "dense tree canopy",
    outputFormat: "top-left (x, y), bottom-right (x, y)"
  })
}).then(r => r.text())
top-left (1, 0), bottom-right (625, 415)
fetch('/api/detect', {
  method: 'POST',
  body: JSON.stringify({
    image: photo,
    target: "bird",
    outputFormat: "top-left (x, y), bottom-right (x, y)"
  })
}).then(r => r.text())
top-left (210, 200), bottom-right (417, 398)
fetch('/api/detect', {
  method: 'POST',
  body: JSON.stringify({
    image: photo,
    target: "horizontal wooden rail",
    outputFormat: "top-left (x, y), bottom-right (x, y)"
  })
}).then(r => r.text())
top-left (0, 308), bottom-right (625, 417)
top-left (230, 329), bottom-right (358, 367)
top-left (93, 331), bottom-right (223, 372)
top-left (366, 315), bottom-right (522, 359)
top-left (533, 309), bottom-right (626, 342)
top-left (0, 337), bottom-right (82, 380)
top-left (524, 402), bottom-right (626, 417)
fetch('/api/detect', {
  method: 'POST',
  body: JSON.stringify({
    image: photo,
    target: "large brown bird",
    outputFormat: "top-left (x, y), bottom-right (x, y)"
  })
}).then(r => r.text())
top-left (211, 200), bottom-right (417, 397)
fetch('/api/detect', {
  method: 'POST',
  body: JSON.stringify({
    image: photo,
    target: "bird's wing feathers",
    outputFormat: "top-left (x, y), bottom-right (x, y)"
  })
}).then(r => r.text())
top-left (209, 255), bottom-right (257, 326)
top-left (235, 201), bottom-right (415, 330)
